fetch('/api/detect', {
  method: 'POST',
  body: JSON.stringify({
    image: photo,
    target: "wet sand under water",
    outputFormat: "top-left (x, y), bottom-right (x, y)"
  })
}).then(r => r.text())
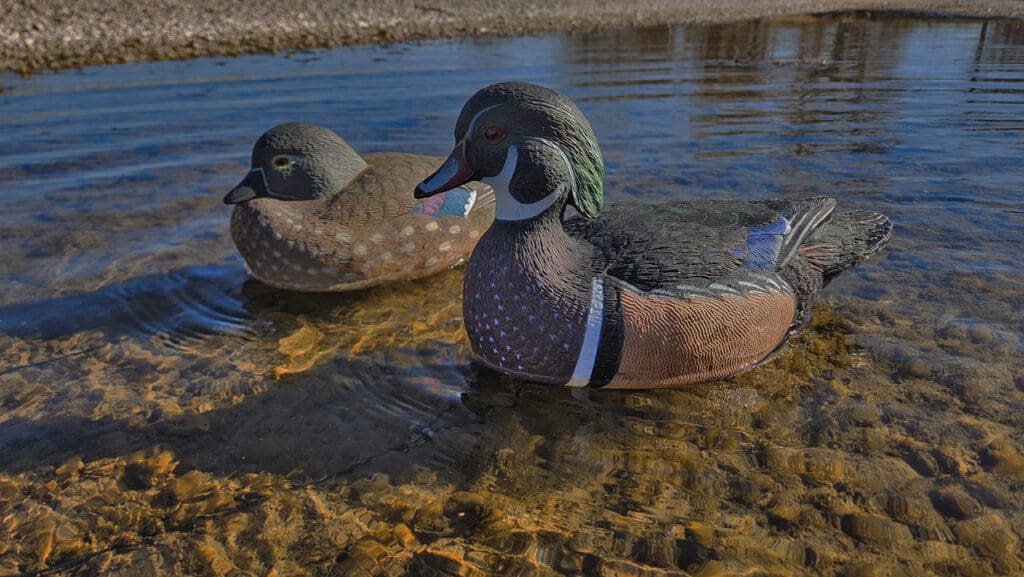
top-left (2, 285), bottom-right (1021, 576)
top-left (1, 12), bottom-right (1023, 577)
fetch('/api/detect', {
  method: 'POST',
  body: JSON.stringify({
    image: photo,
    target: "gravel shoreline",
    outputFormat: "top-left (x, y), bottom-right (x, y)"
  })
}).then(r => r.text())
top-left (3, 0), bottom-right (1024, 73)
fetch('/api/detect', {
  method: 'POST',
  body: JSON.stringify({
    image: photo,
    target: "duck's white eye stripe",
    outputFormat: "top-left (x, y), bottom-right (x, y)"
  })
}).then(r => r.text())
top-left (466, 103), bottom-right (503, 138)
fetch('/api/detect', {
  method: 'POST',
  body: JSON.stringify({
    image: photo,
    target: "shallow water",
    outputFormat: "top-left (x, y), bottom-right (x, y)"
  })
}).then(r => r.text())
top-left (2, 11), bottom-right (1023, 577)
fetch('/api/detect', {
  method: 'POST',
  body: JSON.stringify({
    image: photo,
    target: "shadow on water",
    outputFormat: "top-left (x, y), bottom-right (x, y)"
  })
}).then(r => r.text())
top-left (0, 327), bottom-right (831, 476)
top-left (1, 11), bottom-right (1023, 577)
top-left (0, 265), bottom-right (255, 343)
top-left (0, 355), bottom-right (479, 480)
top-left (0, 263), bottom-right (479, 475)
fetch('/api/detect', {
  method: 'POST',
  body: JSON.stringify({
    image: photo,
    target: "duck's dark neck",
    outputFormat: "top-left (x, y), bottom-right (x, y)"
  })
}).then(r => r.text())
top-left (463, 208), bottom-right (597, 384)
top-left (482, 209), bottom-right (594, 289)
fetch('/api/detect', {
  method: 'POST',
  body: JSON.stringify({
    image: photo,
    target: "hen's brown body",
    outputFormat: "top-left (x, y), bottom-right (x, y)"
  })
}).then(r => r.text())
top-left (226, 124), bottom-right (493, 292)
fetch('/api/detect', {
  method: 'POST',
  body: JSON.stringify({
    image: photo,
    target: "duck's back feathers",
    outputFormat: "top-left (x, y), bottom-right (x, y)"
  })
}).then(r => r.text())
top-left (319, 152), bottom-right (494, 227)
top-left (564, 197), bottom-right (838, 293)
top-left (772, 197), bottom-right (837, 269)
top-left (565, 196), bottom-right (890, 338)
top-left (318, 153), bottom-right (441, 224)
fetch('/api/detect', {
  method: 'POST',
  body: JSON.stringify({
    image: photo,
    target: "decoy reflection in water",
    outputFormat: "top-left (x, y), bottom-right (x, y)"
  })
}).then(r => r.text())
top-left (416, 82), bottom-right (892, 389)
top-left (225, 122), bottom-right (494, 292)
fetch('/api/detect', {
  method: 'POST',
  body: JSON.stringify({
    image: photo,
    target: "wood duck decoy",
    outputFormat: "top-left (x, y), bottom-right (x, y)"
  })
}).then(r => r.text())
top-left (415, 82), bottom-right (891, 389)
top-left (225, 122), bottom-right (494, 291)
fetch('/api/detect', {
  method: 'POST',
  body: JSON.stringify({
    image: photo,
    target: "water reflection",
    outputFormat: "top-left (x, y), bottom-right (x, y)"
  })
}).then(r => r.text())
top-left (1, 12), bottom-right (1023, 577)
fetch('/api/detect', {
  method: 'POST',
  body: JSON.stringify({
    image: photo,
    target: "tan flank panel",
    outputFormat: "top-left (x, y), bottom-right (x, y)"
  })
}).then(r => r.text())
top-left (610, 289), bottom-right (796, 388)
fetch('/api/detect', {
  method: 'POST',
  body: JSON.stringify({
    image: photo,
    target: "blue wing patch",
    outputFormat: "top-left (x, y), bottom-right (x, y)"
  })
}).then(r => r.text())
top-left (411, 187), bottom-right (476, 218)
top-left (741, 216), bottom-right (790, 270)
top-left (437, 187), bottom-right (476, 218)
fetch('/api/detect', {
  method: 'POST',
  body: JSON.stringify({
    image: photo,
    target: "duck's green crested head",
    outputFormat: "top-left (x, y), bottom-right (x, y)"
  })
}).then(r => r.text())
top-left (416, 82), bottom-right (604, 220)
top-left (224, 122), bottom-right (367, 204)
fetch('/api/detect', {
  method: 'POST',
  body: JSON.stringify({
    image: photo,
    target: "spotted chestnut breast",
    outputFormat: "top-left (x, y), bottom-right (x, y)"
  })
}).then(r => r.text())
top-left (415, 82), bottom-right (891, 388)
top-left (463, 219), bottom-right (595, 384)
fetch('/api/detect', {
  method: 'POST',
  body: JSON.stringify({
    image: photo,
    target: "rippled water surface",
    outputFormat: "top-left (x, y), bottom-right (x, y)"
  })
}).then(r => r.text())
top-left (2, 12), bottom-right (1023, 577)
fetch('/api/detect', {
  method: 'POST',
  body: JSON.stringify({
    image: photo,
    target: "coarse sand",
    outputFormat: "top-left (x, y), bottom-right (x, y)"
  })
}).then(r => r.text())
top-left (2, 0), bottom-right (1023, 73)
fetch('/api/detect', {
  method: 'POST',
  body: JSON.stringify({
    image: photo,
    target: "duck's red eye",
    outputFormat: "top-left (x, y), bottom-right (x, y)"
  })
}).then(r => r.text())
top-left (482, 126), bottom-right (506, 145)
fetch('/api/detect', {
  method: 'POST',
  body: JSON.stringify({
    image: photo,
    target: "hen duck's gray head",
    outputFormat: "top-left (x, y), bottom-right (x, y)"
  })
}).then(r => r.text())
top-left (415, 82), bottom-right (604, 220)
top-left (224, 122), bottom-right (367, 204)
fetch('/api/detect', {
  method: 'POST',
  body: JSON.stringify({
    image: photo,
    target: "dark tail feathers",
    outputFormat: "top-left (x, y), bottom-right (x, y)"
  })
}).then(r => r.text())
top-left (802, 211), bottom-right (892, 285)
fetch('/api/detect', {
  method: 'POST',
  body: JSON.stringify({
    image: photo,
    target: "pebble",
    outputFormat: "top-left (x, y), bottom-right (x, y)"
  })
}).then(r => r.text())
top-left (962, 478), bottom-right (1014, 509)
top-left (903, 448), bottom-right (941, 477)
top-left (861, 427), bottom-right (887, 452)
top-left (121, 449), bottom-right (178, 489)
top-left (979, 438), bottom-right (1024, 480)
top-left (444, 491), bottom-right (494, 535)
top-left (598, 558), bottom-right (688, 577)
top-left (953, 514), bottom-right (1020, 560)
top-left (767, 501), bottom-right (802, 526)
top-left (764, 446), bottom-right (847, 483)
top-left (674, 538), bottom-right (716, 573)
top-left (967, 322), bottom-right (996, 344)
top-left (929, 485), bottom-right (983, 520)
top-left (412, 499), bottom-right (446, 536)
top-left (870, 491), bottom-right (936, 526)
top-left (842, 564), bottom-right (879, 577)
top-left (414, 548), bottom-right (482, 577)
top-left (4, 1), bottom-right (1024, 74)
top-left (840, 513), bottom-right (913, 546)
top-left (896, 358), bottom-right (931, 379)
top-left (844, 401), bottom-right (882, 426)
top-left (55, 457), bottom-right (83, 482)
top-left (931, 446), bottom-right (969, 476)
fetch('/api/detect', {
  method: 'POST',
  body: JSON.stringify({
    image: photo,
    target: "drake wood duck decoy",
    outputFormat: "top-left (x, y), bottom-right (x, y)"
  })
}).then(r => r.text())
top-left (224, 122), bottom-right (494, 291)
top-left (415, 82), bottom-right (892, 389)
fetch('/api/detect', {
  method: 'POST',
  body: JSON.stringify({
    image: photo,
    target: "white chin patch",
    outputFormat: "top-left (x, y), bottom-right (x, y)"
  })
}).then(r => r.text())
top-left (484, 145), bottom-right (558, 221)
top-left (419, 155), bottom-right (459, 194)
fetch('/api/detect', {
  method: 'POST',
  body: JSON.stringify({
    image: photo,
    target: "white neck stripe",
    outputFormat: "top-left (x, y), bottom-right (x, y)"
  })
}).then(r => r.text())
top-left (567, 277), bottom-right (604, 387)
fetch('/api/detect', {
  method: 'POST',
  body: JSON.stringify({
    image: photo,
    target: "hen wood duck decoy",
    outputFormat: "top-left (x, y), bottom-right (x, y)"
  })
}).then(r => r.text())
top-left (415, 82), bottom-right (892, 389)
top-left (224, 122), bottom-right (494, 291)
